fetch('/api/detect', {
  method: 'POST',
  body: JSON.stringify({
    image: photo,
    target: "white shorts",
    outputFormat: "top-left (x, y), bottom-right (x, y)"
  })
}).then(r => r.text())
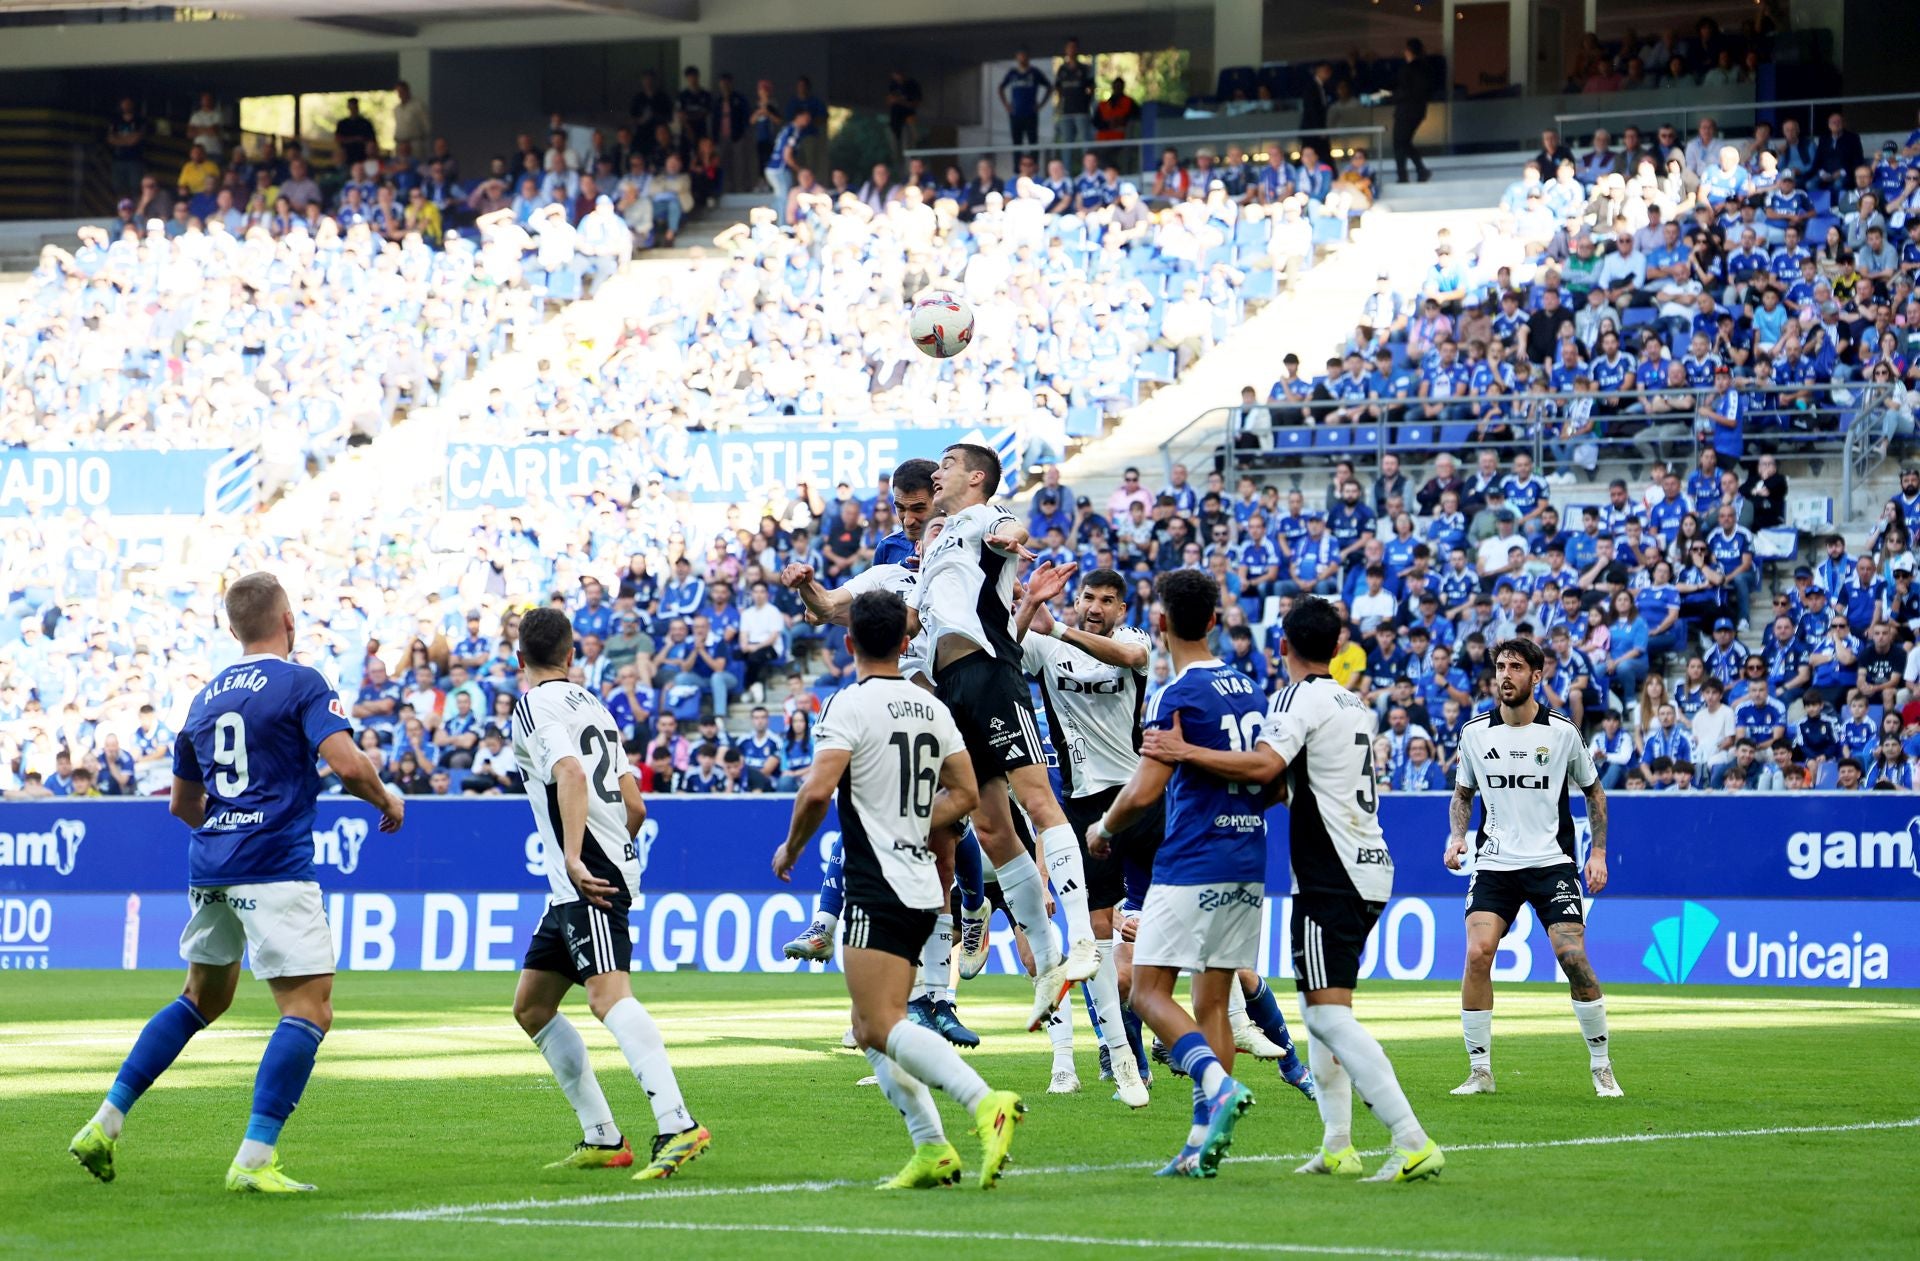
top-left (1130, 881), bottom-right (1262, 973)
top-left (180, 881), bottom-right (335, 980)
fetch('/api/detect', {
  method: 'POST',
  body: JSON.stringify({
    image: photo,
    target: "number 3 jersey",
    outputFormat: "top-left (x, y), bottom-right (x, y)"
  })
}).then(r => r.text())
top-left (1144, 658), bottom-right (1268, 886)
top-left (814, 676), bottom-right (966, 911)
top-left (1259, 674), bottom-right (1393, 902)
top-left (173, 654), bottom-right (351, 888)
top-left (513, 680), bottom-right (640, 907)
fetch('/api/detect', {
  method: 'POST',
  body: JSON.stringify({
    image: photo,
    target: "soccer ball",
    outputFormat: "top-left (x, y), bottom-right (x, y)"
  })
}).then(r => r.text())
top-left (909, 290), bottom-right (974, 359)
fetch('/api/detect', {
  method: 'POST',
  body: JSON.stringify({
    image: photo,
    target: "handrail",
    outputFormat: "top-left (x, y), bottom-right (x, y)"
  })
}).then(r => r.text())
top-left (1553, 90), bottom-right (1920, 134)
top-left (903, 125), bottom-right (1385, 165)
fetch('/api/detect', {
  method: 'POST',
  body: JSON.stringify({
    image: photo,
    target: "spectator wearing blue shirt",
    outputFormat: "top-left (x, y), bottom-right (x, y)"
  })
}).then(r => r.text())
top-left (1705, 503), bottom-right (1757, 628)
top-left (657, 556), bottom-right (706, 635)
top-left (1732, 670), bottom-right (1788, 750)
top-left (1327, 479), bottom-right (1376, 570)
top-left (352, 657), bottom-right (403, 741)
top-left (1281, 515), bottom-right (1340, 596)
top-left (739, 707), bottom-right (785, 785)
top-left (764, 108), bottom-right (811, 207)
top-left (998, 50), bottom-right (1052, 152)
top-left (1700, 364), bottom-right (1745, 463)
top-left (1604, 589), bottom-right (1650, 702)
top-left (1793, 691), bottom-right (1841, 765)
top-left (1761, 614), bottom-right (1811, 706)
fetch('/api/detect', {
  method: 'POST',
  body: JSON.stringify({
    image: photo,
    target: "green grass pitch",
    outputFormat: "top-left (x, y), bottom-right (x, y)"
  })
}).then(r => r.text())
top-left (3, 970), bottom-right (1916, 1260)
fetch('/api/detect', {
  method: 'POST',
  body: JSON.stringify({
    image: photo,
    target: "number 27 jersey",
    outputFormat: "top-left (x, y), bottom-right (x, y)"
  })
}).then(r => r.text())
top-left (513, 680), bottom-right (640, 907)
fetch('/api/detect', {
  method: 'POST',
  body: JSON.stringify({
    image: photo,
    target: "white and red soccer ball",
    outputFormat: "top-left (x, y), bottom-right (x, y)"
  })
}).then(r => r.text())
top-left (909, 289), bottom-right (975, 359)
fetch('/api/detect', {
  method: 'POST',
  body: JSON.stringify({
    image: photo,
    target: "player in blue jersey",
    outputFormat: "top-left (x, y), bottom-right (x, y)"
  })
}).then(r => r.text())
top-left (70, 573), bottom-right (404, 1193)
top-left (1086, 568), bottom-right (1266, 1177)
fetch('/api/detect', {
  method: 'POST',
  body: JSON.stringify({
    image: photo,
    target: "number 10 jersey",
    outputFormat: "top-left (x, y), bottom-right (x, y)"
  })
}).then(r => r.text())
top-left (813, 676), bottom-right (966, 911)
top-left (513, 679), bottom-right (639, 907)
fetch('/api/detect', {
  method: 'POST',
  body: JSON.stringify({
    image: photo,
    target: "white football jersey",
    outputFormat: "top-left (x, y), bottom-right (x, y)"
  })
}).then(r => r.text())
top-left (1453, 705), bottom-right (1597, 871)
top-left (915, 502), bottom-right (1021, 666)
top-left (512, 681), bottom-right (638, 906)
top-left (1021, 626), bottom-right (1152, 797)
top-left (814, 676), bottom-right (967, 910)
top-left (1260, 674), bottom-right (1392, 902)
top-left (840, 563), bottom-right (930, 681)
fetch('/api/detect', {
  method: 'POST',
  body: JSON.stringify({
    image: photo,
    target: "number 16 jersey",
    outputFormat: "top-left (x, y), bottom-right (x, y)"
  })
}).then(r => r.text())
top-left (513, 680), bottom-right (639, 907)
top-left (814, 676), bottom-right (966, 911)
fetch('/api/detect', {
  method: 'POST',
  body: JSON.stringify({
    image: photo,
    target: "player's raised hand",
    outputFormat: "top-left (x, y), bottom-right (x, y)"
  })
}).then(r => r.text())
top-left (567, 855), bottom-right (619, 908)
top-left (378, 787), bottom-right (405, 833)
top-left (1583, 847), bottom-right (1609, 894)
top-left (1023, 558), bottom-right (1073, 606)
top-left (1444, 835), bottom-right (1467, 871)
top-left (777, 562), bottom-right (816, 589)
top-left (1139, 710), bottom-right (1189, 764)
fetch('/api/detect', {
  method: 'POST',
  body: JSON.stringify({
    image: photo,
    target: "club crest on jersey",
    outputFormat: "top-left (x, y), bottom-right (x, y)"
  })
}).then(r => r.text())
top-left (1534, 746), bottom-right (1551, 765)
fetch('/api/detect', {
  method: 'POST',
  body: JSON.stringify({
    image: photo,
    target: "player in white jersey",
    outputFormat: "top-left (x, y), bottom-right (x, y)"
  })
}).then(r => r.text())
top-left (507, 607), bottom-right (711, 1180)
top-left (1143, 597), bottom-right (1443, 1183)
top-left (1013, 561), bottom-right (1154, 1105)
top-left (1446, 636), bottom-right (1620, 1098)
top-left (924, 442), bottom-right (1097, 1031)
top-left (773, 590), bottom-right (1025, 1190)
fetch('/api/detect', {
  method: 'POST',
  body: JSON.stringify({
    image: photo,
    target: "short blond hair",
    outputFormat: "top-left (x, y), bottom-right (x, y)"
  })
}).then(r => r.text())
top-left (225, 572), bottom-right (288, 643)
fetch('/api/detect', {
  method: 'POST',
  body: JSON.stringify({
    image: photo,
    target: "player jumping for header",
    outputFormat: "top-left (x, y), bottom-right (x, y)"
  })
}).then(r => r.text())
top-left (69, 572), bottom-right (405, 1193)
top-left (1446, 636), bottom-right (1620, 1099)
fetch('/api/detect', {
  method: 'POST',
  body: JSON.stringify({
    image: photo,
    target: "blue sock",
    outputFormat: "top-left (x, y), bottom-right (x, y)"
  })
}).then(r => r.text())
top-left (954, 828), bottom-right (986, 911)
top-left (1171, 1030), bottom-right (1226, 1097)
top-left (1122, 1005), bottom-right (1148, 1074)
top-left (106, 995), bottom-right (208, 1116)
top-left (1245, 979), bottom-right (1302, 1069)
top-left (244, 1017), bottom-right (325, 1148)
top-left (818, 839), bottom-right (845, 919)
top-left (1189, 1078), bottom-right (1209, 1125)
top-left (1080, 982), bottom-right (1104, 1040)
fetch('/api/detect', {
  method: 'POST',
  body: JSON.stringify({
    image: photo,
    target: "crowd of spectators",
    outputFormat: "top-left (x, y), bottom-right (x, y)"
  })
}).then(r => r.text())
top-left (1561, 17), bottom-right (1779, 95)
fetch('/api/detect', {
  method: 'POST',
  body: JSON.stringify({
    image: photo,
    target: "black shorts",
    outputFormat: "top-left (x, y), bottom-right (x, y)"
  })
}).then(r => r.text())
top-left (934, 651), bottom-right (1043, 782)
top-left (843, 897), bottom-right (939, 964)
top-left (1064, 786), bottom-right (1164, 912)
top-left (524, 900), bottom-right (632, 983)
top-left (1291, 892), bottom-right (1386, 993)
top-left (1465, 863), bottom-right (1585, 928)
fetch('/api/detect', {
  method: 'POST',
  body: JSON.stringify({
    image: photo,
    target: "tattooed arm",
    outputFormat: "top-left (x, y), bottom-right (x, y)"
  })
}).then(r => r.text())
top-left (1581, 779), bottom-right (1608, 893)
top-left (1444, 783), bottom-right (1476, 870)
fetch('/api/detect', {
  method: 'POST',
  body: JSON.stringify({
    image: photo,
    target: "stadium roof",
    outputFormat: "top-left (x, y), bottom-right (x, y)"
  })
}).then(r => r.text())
top-left (0, 0), bottom-right (697, 37)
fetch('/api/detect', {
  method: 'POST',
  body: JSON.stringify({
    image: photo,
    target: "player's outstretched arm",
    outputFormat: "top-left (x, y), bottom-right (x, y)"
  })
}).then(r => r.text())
top-left (1444, 783), bottom-right (1476, 869)
top-left (1089, 755), bottom-right (1173, 858)
top-left (1139, 711), bottom-right (1282, 782)
top-left (929, 751), bottom-right (980, 834)
top-left (318, 729), bottom-right (404, 834)
top-left (773, 748), bottom-right (850, 881)
top-left (780, 562), bottom-right (851, 626)
top-left (1581, 780), bottom-right (1608, 893)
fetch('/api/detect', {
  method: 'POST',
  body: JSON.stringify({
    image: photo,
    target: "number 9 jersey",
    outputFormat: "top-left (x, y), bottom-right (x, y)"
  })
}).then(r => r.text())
top-left (513, 680), bottom-right (640, 907)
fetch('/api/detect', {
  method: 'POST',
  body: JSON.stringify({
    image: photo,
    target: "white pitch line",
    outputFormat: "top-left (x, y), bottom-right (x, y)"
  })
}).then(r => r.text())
top-left (398, 1215), bottom-right (1616, 1261)
top-left (350, 1117), bottom-right (1920, 1223)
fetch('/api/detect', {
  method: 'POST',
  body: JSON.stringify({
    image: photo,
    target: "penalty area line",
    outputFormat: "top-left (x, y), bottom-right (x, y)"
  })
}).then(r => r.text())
top-left (347, 1116), bottom-right (1920, 1223)
top-left (388, 1215), bottom-right (1615, 1261)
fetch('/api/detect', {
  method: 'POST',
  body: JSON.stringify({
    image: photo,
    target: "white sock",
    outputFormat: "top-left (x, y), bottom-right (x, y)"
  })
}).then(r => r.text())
top-left (1303, 1003), bottom-right (1427, 1153)
top-left (91, 1102), bottom-right (125, 1140)
top-left (236, 1138), bottom-right (274, 1169)
top-left (1045, 991), bottom-right (1075, 1070)
top-left (886, 1019), bottom-right (991, 1113)
top-left (993, 856), bottom-right (1062, 972)
top-left (1041, 824), bottom-right (1093, 944)
top-left (915, 915), bottom-right (953, 1002)
top-left (1303, 1012), bottom-right (1352, 1152)
top-left (815, 909), bottom-right (838, 936)
top-left (1462, 1009), bottom-right (1493, 1074)
top-left (1226, 976), bottom-right (1248, 1027)
top-left (1572, 998), bottom-right (1611, 1067)
top-left (1087, 938), bottom-right (1127, 1053)
top-left (863, 1047), bottom-right (945, 1145)
top-left (601, 997), bottom-right (693, 1135)
top-left (533, 1014), bottom-right (619, 1145)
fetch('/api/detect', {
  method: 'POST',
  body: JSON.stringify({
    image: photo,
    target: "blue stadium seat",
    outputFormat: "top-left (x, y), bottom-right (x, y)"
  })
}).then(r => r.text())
top-left (1622, 306), bottom-right (1656, 328)
top-left (1065, 404), bottom-right (1103, 437)
top-left (1311, 216), bottom-right (1347, 246)
top-left (1275, 426), bottom-right (1313, 455)
top-left (1241, 268), bottom-right (1277, 300)
top-left (1392, 423), bottom-right (1431, 449)
top-left (1137, 349), bottom-right (1176, 383)
top-left (1315, 426), bottom-right (1351, 450)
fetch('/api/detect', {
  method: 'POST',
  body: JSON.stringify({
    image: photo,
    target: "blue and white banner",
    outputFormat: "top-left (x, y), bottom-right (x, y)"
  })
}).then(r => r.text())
top-left (679, 427), bottom-right (978, 504)
top-left (444, 440), bottom-right (617, 509)
top-left (0, 449), bottom-right (230, 517)
top-left (3, 890), bottom-right (1909, 988)
top-left (4, 795), bottom-right (1916, 901)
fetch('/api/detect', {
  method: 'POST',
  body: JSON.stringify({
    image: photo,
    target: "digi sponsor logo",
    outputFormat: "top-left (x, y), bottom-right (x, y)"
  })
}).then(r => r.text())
top-left (0, 819), bottom-right (85, 875)
top-left (1784, 820), bottom-right (1920, 881)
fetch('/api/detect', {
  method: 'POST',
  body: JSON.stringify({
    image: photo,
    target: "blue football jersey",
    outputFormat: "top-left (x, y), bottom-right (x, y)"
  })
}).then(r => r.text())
top-left (1143, 659), bottom-right (1268, 885)
top-left (172, 654), bottom-right (351, 887)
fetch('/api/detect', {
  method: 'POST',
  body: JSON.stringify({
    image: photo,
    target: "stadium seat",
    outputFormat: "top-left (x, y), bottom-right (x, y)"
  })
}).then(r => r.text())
top-left (1137, 350), bottom-right (1177, 383)
top-left (1315, 426), bottom-right (1351, 451)
top-left (1275, 426), bottom-right (1314, 455)
top-left (1065, 404), bottom-right (1103, 437)
top-left (1241, 269), bottom-right (1278, 300)
top-left (1215, 66), bottom-right (1258, 102)
top-left (1622, 307), bottom-right (1656, 328)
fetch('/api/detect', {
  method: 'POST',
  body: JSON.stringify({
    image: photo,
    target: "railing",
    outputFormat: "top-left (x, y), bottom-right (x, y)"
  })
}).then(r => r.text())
top-left (203, 444), bottom-right (258, 516)
top-left (903, 125), bottom-right (1386, 175)
top-left (1161, 381), bottom-right (1879, 498)
top-left (1554, 90), bottom-right (1920, 141)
